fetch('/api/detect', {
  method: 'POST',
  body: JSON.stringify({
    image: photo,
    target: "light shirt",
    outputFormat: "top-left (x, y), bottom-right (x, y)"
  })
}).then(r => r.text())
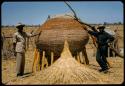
top-left (13, 31), bottom-right (32, 53)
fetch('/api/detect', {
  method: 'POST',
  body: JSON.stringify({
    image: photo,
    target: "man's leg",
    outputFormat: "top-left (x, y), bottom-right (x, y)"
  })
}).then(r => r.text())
top-left (16, 53), bottom-right (22, 76)
top-left (82, 47), bottom-right (89, 65)
top-left (20, 53), bottom-right (25, 75)
top-left (96, 48), bottom-right (108, 72)
top-left (16, 52), bottom-right (25, 76)
top-left (96, 49), bottom-right (104, 70)
top-left (101, 46), bottom-right (109, 70)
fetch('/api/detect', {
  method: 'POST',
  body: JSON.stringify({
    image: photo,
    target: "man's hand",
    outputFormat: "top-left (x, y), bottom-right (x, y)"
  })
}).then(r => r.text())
top-left (91, 26), bottom-right (95, 30)
top-left (108, 43), bottom-right (112, 47)
top-left (91, 26), bottom-right (98, 32)
top-left (13, 43), bottom-right (16, 56)
top-left (84, 27), bottom-right (88, 31)
top-left (14, 51), bottom-right (16, 56)
top-left (13, 49), bottom-right (16, 57)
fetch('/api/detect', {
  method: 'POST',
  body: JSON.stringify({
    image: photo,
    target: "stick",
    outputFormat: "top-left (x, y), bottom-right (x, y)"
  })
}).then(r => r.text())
top-left (64, 1), bottom-right (93, 28)
top-left (108, 45), bottom-right (123, 58)
top-left (64, 1), bottom-right (97, 48)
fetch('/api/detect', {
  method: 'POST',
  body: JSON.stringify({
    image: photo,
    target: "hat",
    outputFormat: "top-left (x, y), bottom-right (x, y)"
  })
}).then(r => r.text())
top-left (97, 25), bottom-right (105, 29)
top-left (16, 23), bottom-right (25, 28)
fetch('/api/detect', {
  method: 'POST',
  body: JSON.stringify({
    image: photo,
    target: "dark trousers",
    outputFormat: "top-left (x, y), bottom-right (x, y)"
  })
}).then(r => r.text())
top-left (96, 45), bottom-right (108, 70)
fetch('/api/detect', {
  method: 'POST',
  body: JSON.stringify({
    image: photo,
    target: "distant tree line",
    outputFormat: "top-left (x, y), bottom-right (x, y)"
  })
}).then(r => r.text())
top-left (2, 22), bottom-right (123, 28)
top-left (103, 22), bottom-right (123, 25)
top-left (1, 24), bottom-right (41, 28)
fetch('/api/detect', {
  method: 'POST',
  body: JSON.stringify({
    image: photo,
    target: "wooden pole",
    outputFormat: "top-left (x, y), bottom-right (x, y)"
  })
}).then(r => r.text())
top-left (77, 52), bottom-right (80, 63)
top-left (51, 52), bottom-right (54, 65)
top-left (44, 57), bottom-right (48, 68)
top-left (82, 47), bottom-right (89, 65)
top-left (37, 51), bottom-right (40, 71)
top-left (32, 48), bottom-right (38, 73)
top-left (42, 51), bottom-right (45, 70)
top-left (112, 42), bottom-right (115, 57)
top-left (79, 52), bottom-right (84, 64)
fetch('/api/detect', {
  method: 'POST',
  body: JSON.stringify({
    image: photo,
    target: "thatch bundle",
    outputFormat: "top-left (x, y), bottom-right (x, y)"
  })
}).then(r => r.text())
top-left (35, 15), bottom-right (89, 62)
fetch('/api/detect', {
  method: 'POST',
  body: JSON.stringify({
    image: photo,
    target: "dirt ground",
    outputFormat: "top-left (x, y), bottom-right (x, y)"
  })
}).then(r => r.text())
top-left (1, 24), bottom-right (124, 85)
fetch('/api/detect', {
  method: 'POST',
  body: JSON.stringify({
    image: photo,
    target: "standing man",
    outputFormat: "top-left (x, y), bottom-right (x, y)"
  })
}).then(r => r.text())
top-left (84, 25), bottom-right (114, 73)
top-left (13, 23), bottom-right (33, 76)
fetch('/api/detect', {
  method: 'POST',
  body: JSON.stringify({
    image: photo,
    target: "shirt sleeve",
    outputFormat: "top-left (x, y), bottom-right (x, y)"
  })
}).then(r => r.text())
top-left (106, 33), bottom-right (115, 43)
top-left (13, 33), bottom-right (17, 43)
top-left (25, 32), bottom-right (32, 37)
top-left (88, 30), bottom-right (98, 37)
top-left (91, 27), bottom-right (98, 32)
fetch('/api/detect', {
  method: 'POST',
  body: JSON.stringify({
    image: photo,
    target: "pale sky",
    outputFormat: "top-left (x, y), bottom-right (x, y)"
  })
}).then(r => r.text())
top-left (1, 1), bottom-right (123, 26)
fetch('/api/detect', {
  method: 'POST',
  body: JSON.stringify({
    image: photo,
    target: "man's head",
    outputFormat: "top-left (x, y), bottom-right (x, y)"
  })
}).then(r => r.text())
top-left (16, 23), bottom-right (25, 32)
top-left (97, 25), bottom-right (105, 33)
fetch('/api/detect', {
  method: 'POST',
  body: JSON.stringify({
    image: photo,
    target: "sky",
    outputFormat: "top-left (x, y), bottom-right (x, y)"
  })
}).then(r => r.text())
top-left (1, 1), bottom-right (123, 26)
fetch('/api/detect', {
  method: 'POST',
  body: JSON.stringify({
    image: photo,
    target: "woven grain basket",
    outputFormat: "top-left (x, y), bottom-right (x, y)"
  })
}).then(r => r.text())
top-left (35, 17), bottom-right (89, 62)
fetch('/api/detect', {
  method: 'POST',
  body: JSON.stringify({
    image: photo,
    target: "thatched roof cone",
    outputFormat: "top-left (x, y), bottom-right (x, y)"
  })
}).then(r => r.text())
top-left (60, 40), bottom-right (72, 58)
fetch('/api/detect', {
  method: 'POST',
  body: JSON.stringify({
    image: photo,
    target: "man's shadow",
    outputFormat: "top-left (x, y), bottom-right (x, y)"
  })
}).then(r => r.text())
top-left (89, 64), bottom-right (113, 73)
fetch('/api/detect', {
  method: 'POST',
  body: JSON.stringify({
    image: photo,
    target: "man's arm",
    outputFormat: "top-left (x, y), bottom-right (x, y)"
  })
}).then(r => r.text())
top-left (26, 31), bottom-right (42, 37)
top-left (91, 26), bottom-right (98, 32)
top-left (13, 34), bottom-right (17, 56)
top-left (13, 43), bottom-right (16, 51)
top-left (106, 33), bottom-right (115, 45)
top-left (84, 27), bottom-right (98, 37)
top-left (13, 43), bottom-right (16, 56)
top-left (30, 33), bottom-right (41, 37)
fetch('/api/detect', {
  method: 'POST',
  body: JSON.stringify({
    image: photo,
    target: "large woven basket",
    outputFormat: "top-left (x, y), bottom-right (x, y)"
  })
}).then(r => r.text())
top-left (35, 16), bottom-right (89, 62)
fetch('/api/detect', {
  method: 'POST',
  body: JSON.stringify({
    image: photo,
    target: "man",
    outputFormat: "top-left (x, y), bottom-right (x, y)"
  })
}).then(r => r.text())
top-left (84, 25), bottom-right (114, 73)
top-left (13, 23), bottom-right (40, 76)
